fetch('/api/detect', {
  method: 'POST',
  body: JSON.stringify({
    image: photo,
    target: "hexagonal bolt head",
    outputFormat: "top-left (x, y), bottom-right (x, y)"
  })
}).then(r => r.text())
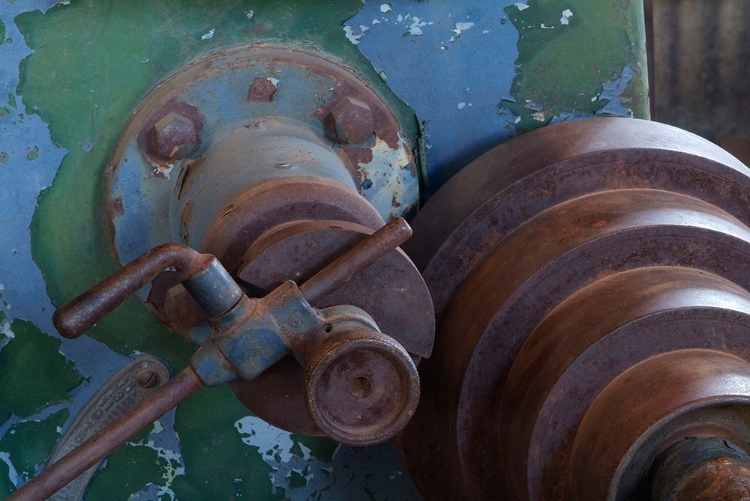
top-left (325, 97), bottom-right (375, 144)
top-left (247, 77), bottom-right (277, 103)
top-left (152, 112), bottom-right (198, 159)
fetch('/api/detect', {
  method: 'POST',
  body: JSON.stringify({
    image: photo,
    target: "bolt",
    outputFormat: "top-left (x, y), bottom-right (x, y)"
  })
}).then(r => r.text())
top-left (152, 112), bottom-right (197, 159)
top-left (136, 370), bottom-right (160, 389)
top-left (325, 97), bottom-right (375, 144)
top-left (247, 77), bottom-right (277, 103)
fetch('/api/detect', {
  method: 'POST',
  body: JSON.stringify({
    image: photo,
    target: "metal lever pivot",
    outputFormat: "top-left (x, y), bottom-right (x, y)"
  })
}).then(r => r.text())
top-left (10, 218), bottom-right (418, 501)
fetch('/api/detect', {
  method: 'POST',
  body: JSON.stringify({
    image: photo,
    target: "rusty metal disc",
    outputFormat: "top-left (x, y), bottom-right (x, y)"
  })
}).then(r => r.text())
top-left (405, 118), bottom-right (750, 320)
top-left (571, 350), bottom-right (750, 501)
top-left (397, 118), bottom-right (750, 501)
top-left (229, 218), bottom-right (433, 435)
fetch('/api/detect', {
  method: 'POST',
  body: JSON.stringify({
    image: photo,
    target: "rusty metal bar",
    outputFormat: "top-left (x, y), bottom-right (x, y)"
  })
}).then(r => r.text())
top-left (7, 367), bottom-right (204, 501)
top-left (53, 243), bottom-right (211, 338)
top-left (300, 217), bottom-right (412, 303)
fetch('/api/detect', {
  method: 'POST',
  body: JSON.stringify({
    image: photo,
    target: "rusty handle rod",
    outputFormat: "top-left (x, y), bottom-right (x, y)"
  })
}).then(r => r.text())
top-left (53, 243), bottom-right (211, 339)
top-left (7, 367), bottom-right (204, 501)
top-left (300, 217), bottom-right (412, 303)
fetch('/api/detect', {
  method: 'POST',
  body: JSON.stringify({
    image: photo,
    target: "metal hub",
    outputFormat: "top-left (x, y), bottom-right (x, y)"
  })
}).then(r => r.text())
top-left (397, 118), bottom-right (750, 500)
top-left (106, 45), bottom-right (420, 266)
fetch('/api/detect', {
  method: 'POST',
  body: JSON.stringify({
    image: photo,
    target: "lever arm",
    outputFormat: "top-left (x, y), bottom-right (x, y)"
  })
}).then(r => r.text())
top-left (6, 367), bottom-right (204, 501)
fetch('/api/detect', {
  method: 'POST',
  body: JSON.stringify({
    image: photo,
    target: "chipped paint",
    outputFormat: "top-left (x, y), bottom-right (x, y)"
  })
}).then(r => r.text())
top-left (595, 65), bottom-right (637, 117)
top-left (346, 0), bottom-right (522, 186)
top-left (235, 415), bottom-right (421, 499)
top-left (360, 134), bottom-right (419, 221)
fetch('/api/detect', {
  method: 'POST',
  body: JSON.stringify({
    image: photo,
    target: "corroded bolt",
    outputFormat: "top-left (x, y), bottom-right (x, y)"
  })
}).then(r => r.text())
top-left (325, 97), bottom-right (375, 144)
top-left (247, 77), bottom-right (277, 103)
top-left (152, 112), bottom-right (197, 159)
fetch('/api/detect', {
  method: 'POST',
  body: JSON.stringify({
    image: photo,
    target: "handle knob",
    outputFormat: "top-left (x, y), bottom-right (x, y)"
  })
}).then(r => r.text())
top-left (305, 329), bottom-right (420, 447)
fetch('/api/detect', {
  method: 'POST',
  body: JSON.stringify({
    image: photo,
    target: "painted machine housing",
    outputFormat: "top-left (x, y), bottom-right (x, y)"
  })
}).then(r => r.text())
top-left (0, 0), bottom-right (647, 499)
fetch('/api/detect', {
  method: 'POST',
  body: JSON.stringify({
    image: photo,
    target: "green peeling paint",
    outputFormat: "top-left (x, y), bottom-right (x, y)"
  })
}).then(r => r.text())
top-left (505, 0), bottom-right (649, 132)
top-left (171, 386), bottom-right (279, 500)
top-left (0, 319), bottom-right (81, 422)
top-left (0, 18), bottom-right (5, 47)
top-left (18, 0), bottom-right (416, 367)
top-left (0, 409), bottom-right (69, 482)
top-left (85, 423), bottom-right (175, 499)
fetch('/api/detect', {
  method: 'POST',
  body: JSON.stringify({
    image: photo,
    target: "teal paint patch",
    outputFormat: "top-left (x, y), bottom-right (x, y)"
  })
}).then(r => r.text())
top-left (0, 458), bottom-right (13, 498)
top-left (0, 319), bottom-right (82, 422)
top-left (0, 408), bottom-right (68, 488)
top-left (504, 0), bottom-right (649, 134)
top-left (171, 386), bottom-right (279, 500)
top-left (85, 420), bottom-right (181, 500)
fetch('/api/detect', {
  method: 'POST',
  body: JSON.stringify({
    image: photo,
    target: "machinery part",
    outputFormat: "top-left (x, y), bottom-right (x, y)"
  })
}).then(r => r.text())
top-left (44, 355), bottom-right (170, 501)
top-left (12, 219), bottom-right (419, 500)
top-left (305, 329), bottom-right (420, 446)
top-left (397, 118), bottom-right (750, 500)
top-left (97, 45), bottom-right (434, 441)
top-left (650, 438), bottom-right (750, 501)
top-left (107, 45), bottom-right (419, 269)
top-left (231, 218), bottom-right (433, 435)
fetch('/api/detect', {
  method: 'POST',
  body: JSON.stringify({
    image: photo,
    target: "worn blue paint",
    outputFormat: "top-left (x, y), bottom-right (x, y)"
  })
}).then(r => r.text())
top-left (345, 0), bottom-right (521, 189)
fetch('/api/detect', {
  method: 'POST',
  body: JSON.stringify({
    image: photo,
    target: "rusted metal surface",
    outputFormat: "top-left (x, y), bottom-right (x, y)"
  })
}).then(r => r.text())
top-left (246, 77), bottom-right (277, 103)
top-left (397, 118), bottom-right (750, 500)
top-left (298, 217), bottom-right (412, 302)
top-left (45, 355), bottom-right (170, 501)
top-left (17, 218), bottom-right (429, 499)
top-left (107, 46), bottom-right (420, 273)
top-left (234, 218), bottom-right (433, 435)
top-left (668, 457), bottom-right (750, 500)
top-left (305, 329), bottom-right (420, 447)
top-left (572, 351), bottom-right (750, 500)
top-left (403, 117), bottom-right (750, 319)
top-left (135, 100), bottom-right (203, 172)
top-left (651, 437), bottom-right (750, 501)
top-left (53, 244), bottom-right (214, 339)
top-left (323, 96), bottom-right (375, 145)
top-left (8, 367), bottom-right (204, 501)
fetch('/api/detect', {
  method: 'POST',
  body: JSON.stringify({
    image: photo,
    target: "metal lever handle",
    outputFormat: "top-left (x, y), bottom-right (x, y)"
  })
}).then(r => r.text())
top-left (53, 244), bottom-right (213, 339)
top-left (11, 218), bottom-right (413, 500)
top-left (7, 367), bottom-right (204, 501)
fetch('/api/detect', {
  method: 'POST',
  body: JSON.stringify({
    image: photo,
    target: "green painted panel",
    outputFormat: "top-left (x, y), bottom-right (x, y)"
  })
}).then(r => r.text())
top-left (0, 319), bottom-right (82, 421)
top-left (0, 409), bottom-right (69, 481)
top-left (0, 460), bottom-right (13, 498)
top-left (506, 0), bottom-right (649, 132)
top-left (85, 422), bottom-right (177, 499)
top-left (170, 386), bottom-right (279, 500)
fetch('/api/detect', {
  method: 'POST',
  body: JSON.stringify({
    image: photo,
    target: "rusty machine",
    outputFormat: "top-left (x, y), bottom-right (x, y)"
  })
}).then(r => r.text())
top-left (3, 1), bottom-right (750, 500)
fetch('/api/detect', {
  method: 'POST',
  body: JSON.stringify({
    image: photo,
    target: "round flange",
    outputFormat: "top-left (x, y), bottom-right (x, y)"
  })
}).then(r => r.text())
top-left (106, 45), bottom-right (419, 267)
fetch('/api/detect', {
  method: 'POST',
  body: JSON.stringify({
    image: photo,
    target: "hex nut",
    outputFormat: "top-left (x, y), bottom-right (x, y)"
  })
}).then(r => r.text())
top-left (326, 97), bottom-right (375, 144)
top-left (152, 112), bottom-right (198, 159)
top-left (247, 77), bottom-right (277, 103)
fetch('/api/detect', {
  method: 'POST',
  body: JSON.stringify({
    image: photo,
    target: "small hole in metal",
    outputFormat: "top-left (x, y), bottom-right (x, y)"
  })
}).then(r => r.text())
top-left (349, 376), bottom-right (373, 398)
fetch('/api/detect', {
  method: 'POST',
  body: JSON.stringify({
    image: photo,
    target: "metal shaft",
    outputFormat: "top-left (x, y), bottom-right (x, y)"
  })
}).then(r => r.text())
top-left (300, 217), bottom-right (412, 303)
top-left (8, 367), bottom-right (204, 501)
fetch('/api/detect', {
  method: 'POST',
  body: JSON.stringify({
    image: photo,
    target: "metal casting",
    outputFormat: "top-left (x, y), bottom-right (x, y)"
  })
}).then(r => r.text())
top-left (10, 218), bottom-right (421, 501)
top-left (44, 356), bottom-right (170, 501)
top-left (397, 118), bottom-right (750, 500)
